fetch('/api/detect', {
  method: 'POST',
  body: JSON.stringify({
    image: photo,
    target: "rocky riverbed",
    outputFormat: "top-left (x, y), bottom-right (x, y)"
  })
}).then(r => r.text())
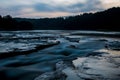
top-left (0, 30), bottom-right (120, 80)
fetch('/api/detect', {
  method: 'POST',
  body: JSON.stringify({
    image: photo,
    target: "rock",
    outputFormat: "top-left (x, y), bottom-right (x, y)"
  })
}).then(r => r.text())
top-left (34, 61), bottom-right (67, 80)
top-left (72, 54), bottom-right (120, 80)
top-left (34, 71), bottom-right (67, 80)
top-left (34, 72), bottom-right (54, 80)
top-left (98, 38), bottom-right (108, 42)
top-left (65, 37), bottom-right (80, 43)
top-left (0, 43), bottom-right (59, 59)
top-left (62, 67), bottom-right (81, 80)
top-left (86, 52), bottom-right (108, 57)
top-left (105, 41), bottom-right (120, 50)
top-left (67, 45), bottom-right (77, 49)
top-left (56, 61), bottom-right (67, 70)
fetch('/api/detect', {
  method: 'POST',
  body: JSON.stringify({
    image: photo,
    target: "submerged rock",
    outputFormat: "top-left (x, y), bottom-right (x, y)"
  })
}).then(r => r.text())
top-left (63, 67), bottom-right (82, 80)
top-left (0, 42), bottom-right (59, 59)
top-left (67, 45), bottom-right (77, 49)
top-left (65, 37), bottom-right (80, 43)
top-left (34, 61), bottom-right (67, 80)
top-left (105, 41), bottom-right (120, 50)
top-left (34, 72), bottom-right (55, 80)
top-left (86, 52), bottom-right (108, 57)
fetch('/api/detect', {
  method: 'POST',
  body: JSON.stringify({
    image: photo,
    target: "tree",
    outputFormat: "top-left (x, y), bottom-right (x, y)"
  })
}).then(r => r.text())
top-left (18, 21), bottom-right (33, 30)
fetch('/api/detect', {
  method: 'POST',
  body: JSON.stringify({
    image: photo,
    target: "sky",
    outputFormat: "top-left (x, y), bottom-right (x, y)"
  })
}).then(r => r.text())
top-left (0, 0), bottom-right (120, 18)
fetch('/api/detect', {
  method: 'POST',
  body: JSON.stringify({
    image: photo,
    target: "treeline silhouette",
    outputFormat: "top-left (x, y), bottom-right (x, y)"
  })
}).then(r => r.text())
top-left (0, 7), bottom-right (120, 31)
top-left (0, 15), bottom-right (33, 30)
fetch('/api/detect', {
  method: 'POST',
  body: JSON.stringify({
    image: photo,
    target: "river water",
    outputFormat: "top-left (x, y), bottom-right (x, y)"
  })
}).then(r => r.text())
top-left (0, 30), bottom-right (120, 80)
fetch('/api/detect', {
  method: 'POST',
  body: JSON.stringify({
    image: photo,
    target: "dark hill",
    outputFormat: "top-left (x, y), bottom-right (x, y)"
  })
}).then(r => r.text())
top-left (0, 7), bottom-right (120, 31)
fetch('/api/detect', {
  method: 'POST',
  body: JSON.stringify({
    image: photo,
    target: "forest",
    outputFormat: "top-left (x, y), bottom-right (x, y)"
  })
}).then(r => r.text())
top-left (0, 7), bottom-right (120, 31)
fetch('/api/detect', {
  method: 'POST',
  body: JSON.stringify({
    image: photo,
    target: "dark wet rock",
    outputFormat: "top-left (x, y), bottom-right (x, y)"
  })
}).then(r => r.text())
top-left (34, 61), bottom-right (67, 80)
top-left (56, 41), bottom-right (60, 44)
top-left (83, 66), bottom-right (91, 70)
top-left (55, 61), bottom-right (67, 70)
top-left (71, 32), bottom-right (120, 38)
top-left (105, 41), bottom-right (120, 50)
top-left (34, 71), bottom-right (66, 80)
top-left (97, 39), bottom-right (108, 42)
top-left (34, 72), bottom-right (55, 80)
top-left (86, 52), bottom-right (108, 57)
top-left (0, 43), bottom-right (59, 59)
top-left (65, 37), bottom-right (80, 43)
top-left (67, 45), bottom-right (77, 49)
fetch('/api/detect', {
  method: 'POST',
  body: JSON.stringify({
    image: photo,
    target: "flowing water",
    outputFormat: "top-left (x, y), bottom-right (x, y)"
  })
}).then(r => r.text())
top-left (0, 30), bottom-right (120, 80)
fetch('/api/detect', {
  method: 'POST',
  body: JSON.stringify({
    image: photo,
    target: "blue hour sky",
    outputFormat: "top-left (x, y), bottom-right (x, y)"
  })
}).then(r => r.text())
top-left (0, 0), bottom-right (120, 18)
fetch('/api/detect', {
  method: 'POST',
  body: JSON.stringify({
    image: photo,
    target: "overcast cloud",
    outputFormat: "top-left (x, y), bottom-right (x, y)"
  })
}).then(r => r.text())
top-left (0, 0), bottom-right (120, 18)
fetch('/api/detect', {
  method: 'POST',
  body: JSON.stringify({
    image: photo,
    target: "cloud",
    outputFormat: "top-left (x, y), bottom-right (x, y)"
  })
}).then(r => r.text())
top-left (100, 0), bottom-right (120, 9)
top-left (33, 0), bottom-right (103, 13)
top-left (19, 11), bottom-right (77, 18)
top-left (34, 3), bottom-right (56, 12)
top-left (0, 0), bottom-right (119, 18)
